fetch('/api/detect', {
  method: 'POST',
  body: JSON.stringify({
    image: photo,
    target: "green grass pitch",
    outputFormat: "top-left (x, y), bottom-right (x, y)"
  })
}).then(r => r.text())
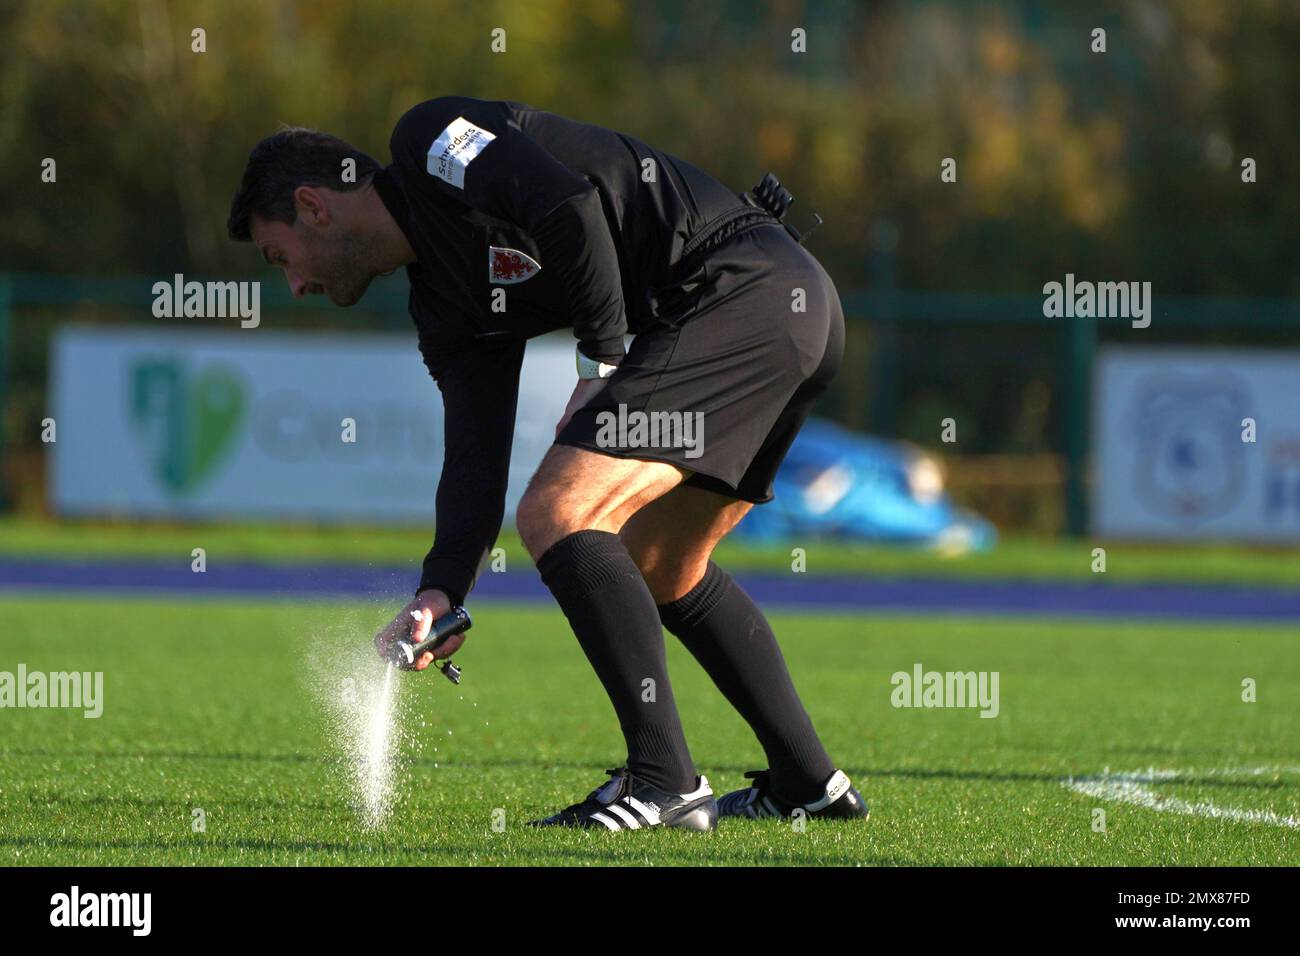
top-left (2, 516), bottom-right (1298, 587)
top-left (1, 594), bottom-right (1296, 865)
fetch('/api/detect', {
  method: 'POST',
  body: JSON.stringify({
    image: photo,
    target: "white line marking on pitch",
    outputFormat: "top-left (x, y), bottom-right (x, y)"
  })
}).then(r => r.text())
top-left (1061, 766), bottom-right (1300, 829)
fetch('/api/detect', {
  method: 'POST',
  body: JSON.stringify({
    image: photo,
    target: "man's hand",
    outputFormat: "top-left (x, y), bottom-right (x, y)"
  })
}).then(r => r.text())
top-left (373, 589), bottom-right (465, 671)
top-left (555, 378), bottom-right (609, 437)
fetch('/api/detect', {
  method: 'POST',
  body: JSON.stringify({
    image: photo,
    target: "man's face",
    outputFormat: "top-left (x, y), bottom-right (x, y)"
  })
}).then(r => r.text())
top-left (251, 190), bottom-right (376, 307)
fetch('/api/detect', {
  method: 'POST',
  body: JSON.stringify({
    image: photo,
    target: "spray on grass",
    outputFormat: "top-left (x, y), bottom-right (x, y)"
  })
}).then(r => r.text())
top-left (305, 610), bottom-right (415, 830)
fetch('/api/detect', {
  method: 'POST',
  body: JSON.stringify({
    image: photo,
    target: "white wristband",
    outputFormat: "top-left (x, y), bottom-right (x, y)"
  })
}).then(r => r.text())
top-left (576, 348), bottom-right (620, 380)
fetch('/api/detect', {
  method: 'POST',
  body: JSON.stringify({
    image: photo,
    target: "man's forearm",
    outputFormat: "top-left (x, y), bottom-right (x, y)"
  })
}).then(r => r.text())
top-left (416, 336), bottom-right (526, 608)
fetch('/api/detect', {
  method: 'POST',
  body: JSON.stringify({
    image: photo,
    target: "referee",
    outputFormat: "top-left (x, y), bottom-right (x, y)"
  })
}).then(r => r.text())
top-left (228, 96), bottom-right (868, 831)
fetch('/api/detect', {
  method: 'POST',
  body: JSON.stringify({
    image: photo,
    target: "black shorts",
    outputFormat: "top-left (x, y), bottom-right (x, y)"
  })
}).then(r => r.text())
top-left (554, 218), bottom-right (846, 504)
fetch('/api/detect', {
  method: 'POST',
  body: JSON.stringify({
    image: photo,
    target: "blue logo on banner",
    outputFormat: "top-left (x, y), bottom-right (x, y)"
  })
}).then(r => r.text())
top-left (1264, 438), bottom-right (1300, 520)
top-left (1130, 375), bottom-right (1247, 523)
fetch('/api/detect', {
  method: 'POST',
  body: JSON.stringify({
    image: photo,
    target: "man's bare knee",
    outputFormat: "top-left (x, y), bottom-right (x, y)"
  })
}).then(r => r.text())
top-left (635, 549), bottom-right (712, 604)
top-left (621, 525), bottom-right (701, 602)
top-left (516, 484), bottom-right (574, 560)
top-left (520, 446), bottom-right (684, 561)
top-left (620, 485), bottom-right (753, 601)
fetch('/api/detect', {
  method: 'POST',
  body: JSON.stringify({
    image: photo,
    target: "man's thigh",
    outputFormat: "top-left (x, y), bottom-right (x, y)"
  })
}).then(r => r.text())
top-left (517, 444), bottom-right (686, 559)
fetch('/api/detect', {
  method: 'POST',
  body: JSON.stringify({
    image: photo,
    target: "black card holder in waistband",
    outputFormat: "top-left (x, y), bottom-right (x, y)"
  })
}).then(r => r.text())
top-left (743, 172), bottom-right (823, 245)
top-left (746, 172), bottom-right (795, 220)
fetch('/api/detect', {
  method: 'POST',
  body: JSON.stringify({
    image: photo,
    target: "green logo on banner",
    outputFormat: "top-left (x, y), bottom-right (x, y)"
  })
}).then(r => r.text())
top-left (129, 359), bottom-right (245, 495)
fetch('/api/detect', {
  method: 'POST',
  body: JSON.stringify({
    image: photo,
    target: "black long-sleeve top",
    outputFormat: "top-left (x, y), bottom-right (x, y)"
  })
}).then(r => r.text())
top-left (371, 95), bottom-right (761, 604)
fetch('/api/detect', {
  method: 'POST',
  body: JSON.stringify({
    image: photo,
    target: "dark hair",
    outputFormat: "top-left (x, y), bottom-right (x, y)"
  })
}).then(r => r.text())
top-left (227, 126), bottom-right (381, 241)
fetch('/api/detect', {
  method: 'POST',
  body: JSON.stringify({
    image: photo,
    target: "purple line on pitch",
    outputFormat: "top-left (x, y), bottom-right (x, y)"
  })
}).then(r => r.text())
top-left (0, 558), bottom-right (1296, 621)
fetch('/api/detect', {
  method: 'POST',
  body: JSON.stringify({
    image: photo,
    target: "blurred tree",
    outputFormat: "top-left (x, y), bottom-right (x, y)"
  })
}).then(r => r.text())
top-left (1, 0), bottom-right (1297, 478)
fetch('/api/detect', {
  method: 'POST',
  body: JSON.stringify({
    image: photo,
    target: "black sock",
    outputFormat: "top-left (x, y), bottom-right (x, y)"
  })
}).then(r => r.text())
top-left (536, 530), bottom-right (697, 794)
top-left (658, 561), bottom-right (835, 805)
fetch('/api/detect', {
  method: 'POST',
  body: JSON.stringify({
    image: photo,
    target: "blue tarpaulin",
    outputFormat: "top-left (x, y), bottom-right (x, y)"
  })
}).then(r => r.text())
top-left (733, 418), bottom-right (996, 552)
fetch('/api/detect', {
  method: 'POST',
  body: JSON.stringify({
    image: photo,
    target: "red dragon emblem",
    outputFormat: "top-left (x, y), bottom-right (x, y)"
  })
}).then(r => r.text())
top-left (489, 246), bottom-right (541, 284)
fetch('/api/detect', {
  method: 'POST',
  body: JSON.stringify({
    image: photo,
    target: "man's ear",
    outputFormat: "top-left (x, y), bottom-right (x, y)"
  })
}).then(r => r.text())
top-left (293, 186), bottom-right (331, 227)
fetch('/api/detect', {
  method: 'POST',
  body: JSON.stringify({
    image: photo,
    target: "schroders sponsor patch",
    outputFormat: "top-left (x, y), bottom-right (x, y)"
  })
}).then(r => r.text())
top-left (426, 117), bottom-right (497, 188)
